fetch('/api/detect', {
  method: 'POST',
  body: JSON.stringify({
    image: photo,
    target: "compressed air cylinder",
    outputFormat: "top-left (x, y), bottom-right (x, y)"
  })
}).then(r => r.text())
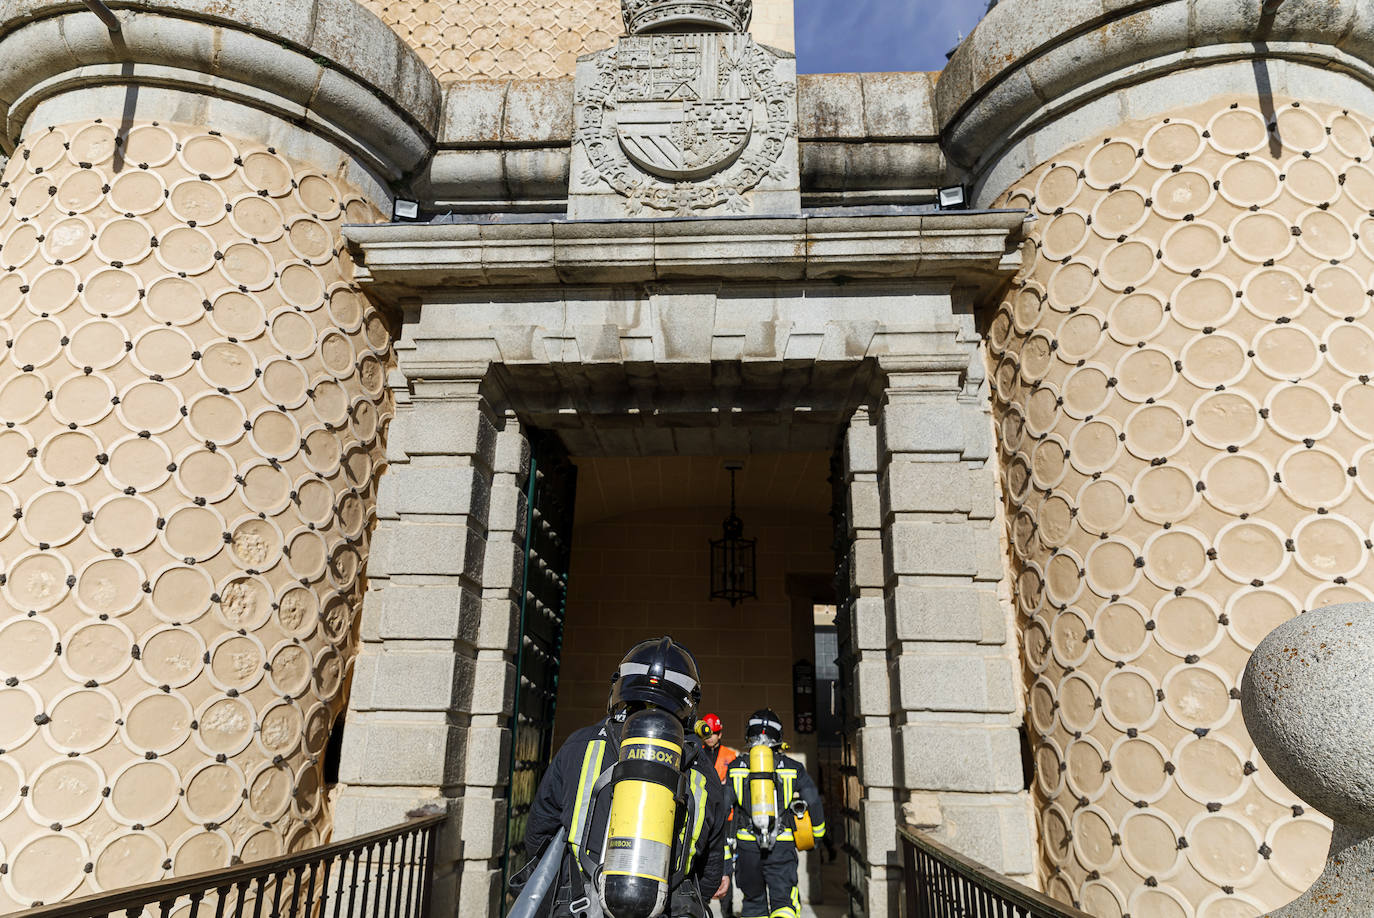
top-left (749, 744), bottom-right (778, 839)
top-left (601, 708), bottom-right (684, 918)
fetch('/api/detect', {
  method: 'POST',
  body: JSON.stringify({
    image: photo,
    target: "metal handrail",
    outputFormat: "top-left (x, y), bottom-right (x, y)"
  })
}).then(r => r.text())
top-left (899, 825), bottom-right (1092, 918)
top-left (9, 814), bottom-right (446, 918)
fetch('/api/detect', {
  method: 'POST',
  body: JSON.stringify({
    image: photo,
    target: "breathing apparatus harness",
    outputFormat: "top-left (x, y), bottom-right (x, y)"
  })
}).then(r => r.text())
top-left (743, 709), bottom-right (785, 851)
top-left (565, 637), bottom-right (708, 918)
top-left (739, 708), bottom-right (815, 852)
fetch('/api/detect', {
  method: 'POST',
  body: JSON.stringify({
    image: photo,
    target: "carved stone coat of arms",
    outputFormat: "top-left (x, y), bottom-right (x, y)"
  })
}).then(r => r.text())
top-left (569, 31), bottom-right (799, 218)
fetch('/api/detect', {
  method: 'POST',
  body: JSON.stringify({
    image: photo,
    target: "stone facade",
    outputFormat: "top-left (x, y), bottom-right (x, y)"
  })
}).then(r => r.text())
top-left (0, 119), bottom-right (391, 907)
top-left (1, 0), bottom-right (1372, 916)
top-left (990, 94), bottom-right (1360, 915)
top-left (0, 0), bottom-right (435, 909)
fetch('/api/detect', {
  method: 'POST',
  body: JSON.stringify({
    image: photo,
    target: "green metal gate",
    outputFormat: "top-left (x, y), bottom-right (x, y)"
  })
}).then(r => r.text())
top-left (830, 444), bottom-right (865, 918)
top-left (500, 430), bottom-right (578, 910)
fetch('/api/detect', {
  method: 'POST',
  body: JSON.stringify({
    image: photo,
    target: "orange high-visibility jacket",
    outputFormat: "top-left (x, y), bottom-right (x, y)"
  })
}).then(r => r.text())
top-left (710, 743), bottom-right (739, 784)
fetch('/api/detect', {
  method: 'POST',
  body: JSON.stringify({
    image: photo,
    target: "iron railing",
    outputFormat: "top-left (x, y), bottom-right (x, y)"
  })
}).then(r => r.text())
top-left (900, 826), bottom-right (1092, 918)
top-left (10, 814), bottom-right (445, 918)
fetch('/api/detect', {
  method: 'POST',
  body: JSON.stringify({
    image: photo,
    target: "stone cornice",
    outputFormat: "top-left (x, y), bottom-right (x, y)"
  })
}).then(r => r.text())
top-left (0, 0), bottom-right (440, 181)
top-left (937, 0), bottom-right (1374, 195)
top-left (344, 211), bottom-right (1026, 300)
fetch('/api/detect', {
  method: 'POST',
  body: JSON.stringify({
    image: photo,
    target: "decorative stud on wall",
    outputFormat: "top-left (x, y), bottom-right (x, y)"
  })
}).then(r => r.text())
top-left (990, 97), bottom-right (1374, 917)
top-left (0, 119), bottom-right (393, 910)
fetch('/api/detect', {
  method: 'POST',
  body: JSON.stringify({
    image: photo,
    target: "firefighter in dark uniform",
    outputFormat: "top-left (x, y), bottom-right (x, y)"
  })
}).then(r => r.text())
top-left (723, 709), bottom-right (826, 918)
top-left (525, 637), bottom-right (729, 918)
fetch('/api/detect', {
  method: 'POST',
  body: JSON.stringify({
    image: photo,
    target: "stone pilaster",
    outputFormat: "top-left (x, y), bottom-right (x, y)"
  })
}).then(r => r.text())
top-left (335, 368), bottom-right (527, 916)
top-left (877, 352), bottom-right (1034, 884)
top-left (463, 408), bottom-right (530, 917)
top-left (836, 404), bottom-right (896, 918)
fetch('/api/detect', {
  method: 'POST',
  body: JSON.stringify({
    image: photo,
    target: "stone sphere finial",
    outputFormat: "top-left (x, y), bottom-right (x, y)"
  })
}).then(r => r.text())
top-left (1242, 602), bottom-right (1374, 915)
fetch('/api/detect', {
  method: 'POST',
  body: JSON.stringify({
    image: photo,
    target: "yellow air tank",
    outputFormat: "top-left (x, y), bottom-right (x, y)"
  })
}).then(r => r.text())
top-left (748, 743), bottom-right (778, 843)
top-left (600, 707), bottom-right (683, 918)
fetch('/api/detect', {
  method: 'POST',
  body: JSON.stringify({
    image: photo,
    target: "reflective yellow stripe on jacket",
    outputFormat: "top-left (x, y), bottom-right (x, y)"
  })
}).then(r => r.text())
top-left (678, 768), bottom-right (709, 874)
top-left (729, 765), bottom-right (748, 810)
top-left (569, 739), bottom-right (607, 858)
top-left (777, 768), bottom-right (796, 812)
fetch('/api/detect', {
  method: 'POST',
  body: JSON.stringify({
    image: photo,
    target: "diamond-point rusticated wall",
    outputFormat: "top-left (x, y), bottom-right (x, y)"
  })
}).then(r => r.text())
top-left (354, 0), bottom-right (620, 80)
top-left (989, 95), bottom-right (1374, 916)
top-left (354, 0), bottom-right (794, 82)
top-left (0, 119), bottom-right (393, 910)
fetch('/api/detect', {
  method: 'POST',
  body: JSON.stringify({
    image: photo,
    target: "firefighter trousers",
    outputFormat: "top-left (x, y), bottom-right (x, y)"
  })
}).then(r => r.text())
top-left (734, 838), bottom-right (799, 918)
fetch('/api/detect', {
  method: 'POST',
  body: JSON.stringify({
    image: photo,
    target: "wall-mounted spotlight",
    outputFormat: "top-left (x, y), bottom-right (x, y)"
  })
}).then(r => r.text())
top-left (392, 199), bottom-right (420, 221)
top-left (938, 185), bottom-right (968, 210)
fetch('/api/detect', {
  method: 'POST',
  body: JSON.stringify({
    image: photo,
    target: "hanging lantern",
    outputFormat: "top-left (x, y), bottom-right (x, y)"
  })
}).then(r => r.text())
top-left (710, 462), bottom-right (757, 605)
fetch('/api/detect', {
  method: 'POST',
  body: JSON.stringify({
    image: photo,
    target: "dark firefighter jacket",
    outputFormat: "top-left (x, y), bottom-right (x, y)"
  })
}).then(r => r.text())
top-left (526, 718), bottom-right (729, 915)
top-left (723, 750), bottom-right (827, 844)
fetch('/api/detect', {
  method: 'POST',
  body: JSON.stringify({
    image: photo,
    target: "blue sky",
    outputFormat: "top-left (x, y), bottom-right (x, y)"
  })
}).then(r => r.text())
top-left (795, 0), bottom-right (989, 74)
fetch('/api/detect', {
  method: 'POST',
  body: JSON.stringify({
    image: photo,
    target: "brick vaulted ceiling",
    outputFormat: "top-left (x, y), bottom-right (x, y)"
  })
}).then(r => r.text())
top-left (572, 452), bottom-right (831, 527)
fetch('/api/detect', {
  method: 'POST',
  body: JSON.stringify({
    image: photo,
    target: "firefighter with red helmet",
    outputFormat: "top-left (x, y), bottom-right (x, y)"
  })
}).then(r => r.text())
top-left (699, 713), bottom-right (739, 917)
top-left (701, 713), bottom-right (738, 784)
top-left (723, 709), bottom-right (825, 918)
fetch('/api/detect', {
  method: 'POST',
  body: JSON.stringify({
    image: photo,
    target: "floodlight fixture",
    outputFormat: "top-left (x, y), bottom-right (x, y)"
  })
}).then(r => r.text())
top-left (938, 185), bottom-right (968, 210)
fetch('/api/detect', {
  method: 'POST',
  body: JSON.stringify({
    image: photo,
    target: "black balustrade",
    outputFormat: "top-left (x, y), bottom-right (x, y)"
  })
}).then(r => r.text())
top-left (900, 825), bottom-right (1093, 918)
top-left (8, 815), bottom-right (444, 918)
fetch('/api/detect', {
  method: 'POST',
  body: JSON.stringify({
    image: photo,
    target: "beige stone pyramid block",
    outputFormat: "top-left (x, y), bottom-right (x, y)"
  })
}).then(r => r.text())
top-left (990, 96), bottom-right (1374, 915)
top-left (0, 119), bottom-right (394, 909)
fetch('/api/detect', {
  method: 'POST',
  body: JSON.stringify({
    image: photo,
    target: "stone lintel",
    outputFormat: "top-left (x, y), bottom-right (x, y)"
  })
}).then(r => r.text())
top-left (345, 211), bottom-right (1026, 298)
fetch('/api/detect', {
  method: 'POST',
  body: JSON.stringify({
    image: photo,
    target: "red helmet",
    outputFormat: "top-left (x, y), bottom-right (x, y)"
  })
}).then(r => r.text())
top-left (702, 713), bottom-right (723, 734)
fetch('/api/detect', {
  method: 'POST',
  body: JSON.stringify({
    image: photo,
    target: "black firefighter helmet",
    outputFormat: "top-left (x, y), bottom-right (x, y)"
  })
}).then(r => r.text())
top-left (608, 636), bottom-right (702, 725)
top-left (745, 708), bottom-right (784, 747)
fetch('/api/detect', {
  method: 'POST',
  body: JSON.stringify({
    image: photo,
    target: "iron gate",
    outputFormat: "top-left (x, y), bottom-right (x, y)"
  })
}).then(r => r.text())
top-left (829, 444), bottom-right (865, 918)
top-left (500, 430), bottom-right (578, 910)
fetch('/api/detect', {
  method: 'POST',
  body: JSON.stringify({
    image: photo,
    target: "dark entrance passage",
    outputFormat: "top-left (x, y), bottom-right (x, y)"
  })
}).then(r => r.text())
top-left (547, 452), bottom-right (845, 913)
top-left (553, 453), bottom-right (832, 747)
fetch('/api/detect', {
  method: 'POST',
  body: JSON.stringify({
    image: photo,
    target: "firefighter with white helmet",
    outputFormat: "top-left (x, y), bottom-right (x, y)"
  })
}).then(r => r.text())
top-left (723, 709), bottom-right (826, 918)
top-left (519, 637), bottom-right (729, 918)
